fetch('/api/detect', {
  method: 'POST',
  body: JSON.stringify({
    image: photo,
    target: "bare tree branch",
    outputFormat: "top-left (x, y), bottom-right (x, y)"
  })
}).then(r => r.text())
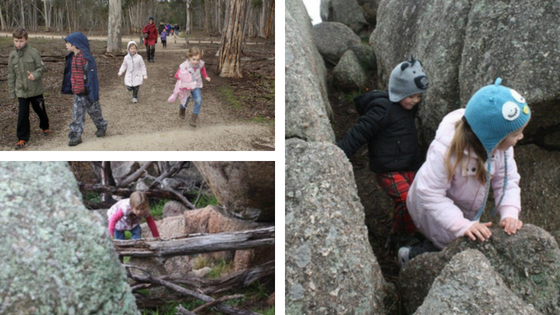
top-left (117, 161), bottom-right (155, 187)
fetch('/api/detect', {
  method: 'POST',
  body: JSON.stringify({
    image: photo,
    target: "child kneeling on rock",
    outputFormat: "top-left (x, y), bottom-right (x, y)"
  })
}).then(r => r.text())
top-left (169, 47), bottom-right (211, 127)
top-left (107, 191), bottom-right (160, 240)
top-left (400, 78), bottom-right (530, 266)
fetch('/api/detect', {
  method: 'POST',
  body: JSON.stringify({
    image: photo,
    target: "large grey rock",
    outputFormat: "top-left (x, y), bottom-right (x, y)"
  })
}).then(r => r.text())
top-left (515, 145), bottom-right (560, 232)
top-left (333, 50), bottom-right (369, 91)
top-left (416, 249), bottom-right (542, 315)
top-left (312, 22), bottom-right (362, 66)
top-left (400, 224), bottom-right (560, 314)
top-left (356, 0), bottom-right (382, 27)
top-left (0, 162), bottom-right (138, 315)
top-left (286, 0), bottom-right (335, 143)
top-left (320, 0), bottom-right (368, 34)
top-left (286, 139), bottom-right (389, 314)
top-left (193, 161), bottom-right (274, 222)
top-left (371, 0), bottom-right (560, 146)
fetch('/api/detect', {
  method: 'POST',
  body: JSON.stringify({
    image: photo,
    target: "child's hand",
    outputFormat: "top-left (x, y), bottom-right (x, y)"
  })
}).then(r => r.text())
top-left (144, 77), bottom-right (148, 81)
top-left (464, 221), bottom-right (492, 242)
top-left (205, 77), bottom-right (211, 82)
top-left (27, 71), bottom-right (34, 81)
top-left (500, 218), bottom-right (523, 235)
top-left (118, 73), bottom-right (122, 77)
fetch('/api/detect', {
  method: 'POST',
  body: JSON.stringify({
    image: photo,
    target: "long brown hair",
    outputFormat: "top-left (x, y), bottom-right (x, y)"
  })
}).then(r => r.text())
top-left (445, 116), bottom-right (488, 184)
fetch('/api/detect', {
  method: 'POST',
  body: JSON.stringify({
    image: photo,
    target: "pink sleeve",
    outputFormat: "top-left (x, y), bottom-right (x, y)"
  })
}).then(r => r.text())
top-left (145, 215), bottom-right (160, 237)
top-left (108, 209), bottom-right (124, 237)
top-left (201, 66), bottom-right (208, 78)
top-left (174, 68), bottom-right (181, 80)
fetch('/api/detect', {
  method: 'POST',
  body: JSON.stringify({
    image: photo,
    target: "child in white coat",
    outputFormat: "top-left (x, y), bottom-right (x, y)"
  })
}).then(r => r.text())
top-left (400, 78), bottom-right (530, 266)
top-left (118, 41), bottom-right (147, 103)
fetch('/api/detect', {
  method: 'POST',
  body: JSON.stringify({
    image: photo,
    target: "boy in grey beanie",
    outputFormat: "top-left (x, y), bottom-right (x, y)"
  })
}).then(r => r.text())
top-left (337, 55), bottom-right (429, 239)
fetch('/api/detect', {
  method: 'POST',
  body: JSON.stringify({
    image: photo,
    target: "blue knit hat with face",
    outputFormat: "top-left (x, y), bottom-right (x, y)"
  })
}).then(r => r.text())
top-left (464, 78), bottom-right (531, 221)
top-left (388, 55), bottom-right (429, 102)
top-left (464, 78), bottom-right (531, 156)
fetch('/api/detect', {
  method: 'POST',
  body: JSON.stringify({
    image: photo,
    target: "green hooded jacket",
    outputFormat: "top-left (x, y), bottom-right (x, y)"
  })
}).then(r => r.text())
top-left (8, 43), bottom-right (46, 99)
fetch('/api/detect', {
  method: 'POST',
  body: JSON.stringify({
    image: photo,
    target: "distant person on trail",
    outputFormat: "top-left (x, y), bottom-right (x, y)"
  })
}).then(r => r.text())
top-left (118, 41), bottom-right (148, 104)
top-left (107, 191), bottom-right (160, 240)
top-left (142, 17), bottom-right (158, 63)
top-left (61, 32), bottom-right (108, 147)
top-left (173, 47), bottom-right (211, 128)
top-left (160, 29), bottom-right (167, 48)
top-left (8, 27), bottom-right (50, 150)
top-left (165, 22), bottom-right (172, 35)
top-left (400, 78), bottom-right (530, 266)
top-left (158, 22), bottom-right (165, 35)
top-left (337, 56), bottom-right (429, 242)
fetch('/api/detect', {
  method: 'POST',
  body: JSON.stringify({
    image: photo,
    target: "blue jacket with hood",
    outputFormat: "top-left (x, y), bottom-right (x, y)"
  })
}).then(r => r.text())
top-left (61, 32), bottom-right (100, 102)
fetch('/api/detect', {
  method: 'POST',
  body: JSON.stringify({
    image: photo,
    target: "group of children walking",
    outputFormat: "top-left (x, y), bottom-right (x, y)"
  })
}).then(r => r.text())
top-left (7, 27), bottom-right (209, 149)
top-left (338, 56), bottom-right (530, 267)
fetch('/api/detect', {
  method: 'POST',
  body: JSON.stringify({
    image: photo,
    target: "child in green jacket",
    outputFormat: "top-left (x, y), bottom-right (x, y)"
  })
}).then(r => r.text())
top-left (8, 28), bottom-right (50, 150)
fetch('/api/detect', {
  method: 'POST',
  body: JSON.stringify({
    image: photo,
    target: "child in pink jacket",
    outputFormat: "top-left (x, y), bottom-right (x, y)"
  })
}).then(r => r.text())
top-left (399, 78), bottom-right (531, 266)
top-left (118, 41), bottom-right (147, 103)
top-left (107, 191), bottom-right (159, 240)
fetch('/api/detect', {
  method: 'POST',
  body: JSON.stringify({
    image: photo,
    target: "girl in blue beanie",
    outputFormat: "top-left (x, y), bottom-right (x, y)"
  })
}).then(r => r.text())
top-left (400, 78), bottom-right (530, 266)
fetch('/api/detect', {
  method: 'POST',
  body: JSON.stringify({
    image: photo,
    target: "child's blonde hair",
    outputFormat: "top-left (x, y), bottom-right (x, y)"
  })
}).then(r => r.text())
top-left (445, 117), bottom-right (487, 184)
top-left (187, 47), bottom-right (204, 58)
top-left (130, 191), bottom-right (149, 214)
top-left (13, 28), bottom-right (28, 39)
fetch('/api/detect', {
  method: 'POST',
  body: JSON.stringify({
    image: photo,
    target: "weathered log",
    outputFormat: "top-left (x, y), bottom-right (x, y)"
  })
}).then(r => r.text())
top-left (193, 294), bottom-right (244, 313)
top-left (127, 266), bottom-right (259, 315)
top-left (149, 161), bottom-right (190, 189)
top-left (176, 305), bottom-right (196, 315)
top-left (113, 227), bottom-right (275, 259)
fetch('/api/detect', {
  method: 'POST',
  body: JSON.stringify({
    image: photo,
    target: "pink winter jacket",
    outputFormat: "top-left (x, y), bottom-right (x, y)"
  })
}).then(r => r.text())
top-left (407, 109), bottom-right (521, 249)
top-left (118, 52), bottom-right (147, 87)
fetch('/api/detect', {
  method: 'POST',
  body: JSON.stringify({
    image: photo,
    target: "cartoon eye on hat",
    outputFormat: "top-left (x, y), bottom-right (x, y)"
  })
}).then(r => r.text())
top-left (502, 102), bottom-right (520, 121)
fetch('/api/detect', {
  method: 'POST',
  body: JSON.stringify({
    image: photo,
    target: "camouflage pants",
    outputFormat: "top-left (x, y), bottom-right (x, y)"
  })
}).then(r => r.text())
top-left (69, 94), bottom-right (108, 138)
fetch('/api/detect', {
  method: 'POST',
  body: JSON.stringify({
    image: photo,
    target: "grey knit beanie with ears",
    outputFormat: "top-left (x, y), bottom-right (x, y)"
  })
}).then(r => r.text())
top-left (388, 55), bottom-right (429, 102)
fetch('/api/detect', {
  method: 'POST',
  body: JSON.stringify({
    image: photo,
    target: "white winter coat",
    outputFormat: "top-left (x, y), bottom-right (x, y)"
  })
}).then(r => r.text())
top-left (118, 52), bottom-right (147, 87)
top-left (407, 109), bottom-right (522, 249)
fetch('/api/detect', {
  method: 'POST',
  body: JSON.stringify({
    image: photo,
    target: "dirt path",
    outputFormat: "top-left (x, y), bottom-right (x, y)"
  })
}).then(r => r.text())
top-left (0, 33), bottom-right (275, 151)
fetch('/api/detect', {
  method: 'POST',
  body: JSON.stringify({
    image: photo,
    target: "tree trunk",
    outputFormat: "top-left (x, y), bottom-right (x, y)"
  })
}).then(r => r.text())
top-left (19, 0), bottom-right (25, 29)
top-left (265, 0), bottom-right (274, 38)
top-left (0, 2), bottom-right (6, 31)
top-left (218, 0), bottom-right (249, 78)
top-left (113, 226), bottom-right (275, 259)
top-left (107, 0), bottom-right (122, 52)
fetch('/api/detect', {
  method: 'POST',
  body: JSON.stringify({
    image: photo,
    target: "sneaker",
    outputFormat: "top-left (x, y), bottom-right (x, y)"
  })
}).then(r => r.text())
top-left (398, 246), bottom-right (411, 267)
top-left (14, 140), bottom-right (27, 149)
top-left (68, 135), bottom-right (82, 146)
top-left (42, 129), bottom-right (50, 137)
top-left (132, 98), bottom-right (138, 103)
top-left (95, 128), bottom-right (106, 137)
top-left (179, 107), bottom-right (186, 119)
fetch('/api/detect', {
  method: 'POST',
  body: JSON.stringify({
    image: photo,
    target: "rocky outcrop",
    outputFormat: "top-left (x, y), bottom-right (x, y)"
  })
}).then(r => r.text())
top-left (400, 224), bottom-right (560, 314)
top-left (415, 249), bottom-right (542, 315)
top-left (371, 0), bottom-right (560, 144)
top-left (312, 22), bottom-right (362, 66)
top-left (285, 139), bottom-right (390, 314)
top-left (286, 0), bottom-right (335, 143)
top-left (193, 162), bottom-right (274, 222)
top-left (333, 50), bottom-right (369, 91)
top-left (320, 0), bottom-right (368, 34)
top-left (162, 200), bottom-right (188, 218)
top-left (0, 162), bottom-right (138, 315)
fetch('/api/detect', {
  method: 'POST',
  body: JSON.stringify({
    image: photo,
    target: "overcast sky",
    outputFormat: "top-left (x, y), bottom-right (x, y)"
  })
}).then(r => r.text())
top-left (302, 0), bottom-right (321, 25)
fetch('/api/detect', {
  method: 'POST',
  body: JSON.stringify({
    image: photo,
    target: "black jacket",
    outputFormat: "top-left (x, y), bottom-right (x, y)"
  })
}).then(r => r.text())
top-left (337, 91), bottom-right (422, 173)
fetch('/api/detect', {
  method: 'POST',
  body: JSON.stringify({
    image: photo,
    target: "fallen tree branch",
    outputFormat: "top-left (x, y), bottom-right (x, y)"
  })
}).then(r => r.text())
top-left (193, 294), bottom-right (244, 313)
top-left (176, 305), bottom-right (196, 315)
top-left (127, 266), bottom-right (259, 315)
top-left (149, 161), bottom-right (189, 189)
top-left (113, 226), bottom-right (274, 259)
top-left (163, 186), bottom-right (195, 209)
top-left (162, 261), bottom-right (274, 295)
top-left (118, 161), bottom-right (155, 187)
